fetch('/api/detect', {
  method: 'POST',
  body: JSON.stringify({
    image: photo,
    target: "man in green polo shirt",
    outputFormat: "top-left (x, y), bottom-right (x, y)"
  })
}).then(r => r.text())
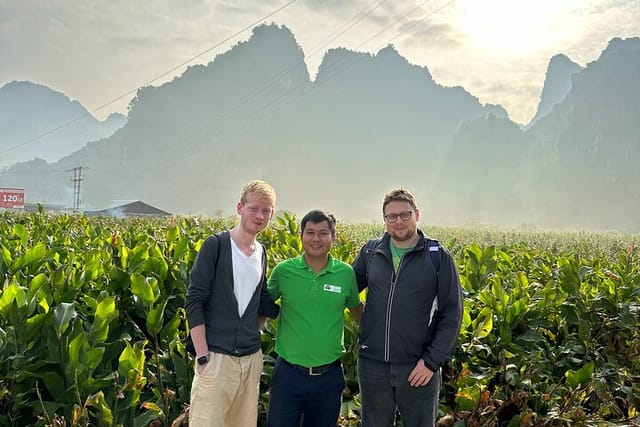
top-left (267, 209), bottom-right (362, 427)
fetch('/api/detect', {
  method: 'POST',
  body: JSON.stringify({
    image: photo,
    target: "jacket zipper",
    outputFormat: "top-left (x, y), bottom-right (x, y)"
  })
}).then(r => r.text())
top-left (384, 254), bottom-right (406, 361)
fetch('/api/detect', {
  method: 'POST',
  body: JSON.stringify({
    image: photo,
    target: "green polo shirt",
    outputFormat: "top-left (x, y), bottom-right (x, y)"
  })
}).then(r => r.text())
top-left (268, 254), bottom-right (360, 367)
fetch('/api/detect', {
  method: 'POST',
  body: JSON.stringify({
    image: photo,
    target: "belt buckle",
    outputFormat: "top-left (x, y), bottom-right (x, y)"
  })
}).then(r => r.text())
top-left (308, 367), bottom-right (321, 376)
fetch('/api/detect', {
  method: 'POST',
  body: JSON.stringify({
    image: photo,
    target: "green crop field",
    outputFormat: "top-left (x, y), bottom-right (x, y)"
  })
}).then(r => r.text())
top-left (0, 210), bottom-right (638, 426)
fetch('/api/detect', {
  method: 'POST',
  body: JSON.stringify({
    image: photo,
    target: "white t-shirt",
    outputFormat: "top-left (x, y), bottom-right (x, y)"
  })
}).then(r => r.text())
top-left (230, 238), bottom-right (263, 317)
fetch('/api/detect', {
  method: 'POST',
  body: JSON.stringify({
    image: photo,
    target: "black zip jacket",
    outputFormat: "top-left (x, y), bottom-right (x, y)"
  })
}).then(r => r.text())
top-left (352, 230), bottom-right (463, 370)
top-left (185, 231), bottom-right (279, 356)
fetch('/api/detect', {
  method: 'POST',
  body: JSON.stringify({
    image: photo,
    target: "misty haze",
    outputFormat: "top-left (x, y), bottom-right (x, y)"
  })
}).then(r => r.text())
top-left (0, 25), bottom-right (639, 232)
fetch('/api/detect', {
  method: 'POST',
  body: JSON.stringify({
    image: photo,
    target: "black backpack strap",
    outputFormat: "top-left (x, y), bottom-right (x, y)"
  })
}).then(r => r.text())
top-left (426, 238), bottom-right (441, 274)
top-left (363, 238), bottom-right (379, 281)
top-left (364, 238), bottom-right (378, 256)
top-left (365, 238), bottom-right (439, 274)
top-left (363, 237), bottom-right (440, 282)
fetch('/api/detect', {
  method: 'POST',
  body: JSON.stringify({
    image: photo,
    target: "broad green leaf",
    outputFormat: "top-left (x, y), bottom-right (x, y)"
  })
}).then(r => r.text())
top-left (474, 308), bottom-right (493, 339)
top-left (565, 361), bottom-right (594, 388)
top-left (160, 311), bottom-right (182, 345)
top-left (87, 347), bottom-right (105, 371)
top-left (515, 271), bottom-right (529, 288)
top-left (12, 243), bottom-right (48, 272)
top-left (460, 304), bottom-right (472, 331)
top-left (140, 257), bottom-right (168, 279)
top-left (85, 391), bottom-right (114, 426)
top-left (146, 300), bottom-right (167, 336)
top-left (83, 250), bottom-right (104, 281)
top-left (455, 385), bottom-right (479, 411)
top-left (0, 283), bottom-right (27, 317)
top-left (130, 273), bottom-right (156, 306)
top-left (466, 244), bottom-right (482, 266)
top-left (13, 223), bottom-right (28, 246)
top-left (90, 297), bottom-right (118, 343)
top-left (37, 289), bottom-right (50, 313)
top-left (166, 224), bottom-right (179, 242)
top-left (128, 244), bottom-right (149, 272)
top-left (67, 329), bottom-right (89, 377)
top-left (0, 243), bottom-right (11, 276)
top-left (53, 302), bottom-right (77, 338)
top-left (119, 245), bottom-right (130, 269)
top-left (133, 410), bottom-right (162, 427)
top-left (490, 279), bottom-right (508, 313)
top-left (29, 273), bottom-right (48, 293)
top-left (506, 299), bottom-right (527, 325)
top-left (578, 266), bottom-right (592, 281)
top-left (25, 313), bottom-right (48, 339)
top-left (171, 236), bottom-right (189, 263)
top-left (118, 341), bottom-right (147, 382)
top-left (38, 372), bottom-right (66, 401)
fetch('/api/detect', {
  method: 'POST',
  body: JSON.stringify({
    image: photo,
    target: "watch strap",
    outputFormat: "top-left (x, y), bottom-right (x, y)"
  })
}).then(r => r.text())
top-left (197, 353), bottom-right (210, 365)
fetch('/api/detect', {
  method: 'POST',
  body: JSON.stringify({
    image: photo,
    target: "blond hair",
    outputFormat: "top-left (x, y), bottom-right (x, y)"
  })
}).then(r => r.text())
top-left (382, 188), bottom-right (418, 212)
top-left (240, 180), bottom-right (276, 205)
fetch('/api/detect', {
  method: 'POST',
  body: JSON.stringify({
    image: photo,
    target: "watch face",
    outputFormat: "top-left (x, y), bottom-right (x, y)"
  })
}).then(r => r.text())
top-left (198, 355), bottom-right (209, 365)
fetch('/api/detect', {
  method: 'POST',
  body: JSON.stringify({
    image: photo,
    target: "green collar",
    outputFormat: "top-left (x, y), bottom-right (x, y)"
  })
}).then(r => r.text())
top-left (294, 253), bottom-right (336, 274)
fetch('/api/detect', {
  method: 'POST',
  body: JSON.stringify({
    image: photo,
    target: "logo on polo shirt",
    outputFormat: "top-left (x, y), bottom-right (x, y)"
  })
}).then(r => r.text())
top-left (323, 284), bottom-right (342, 293)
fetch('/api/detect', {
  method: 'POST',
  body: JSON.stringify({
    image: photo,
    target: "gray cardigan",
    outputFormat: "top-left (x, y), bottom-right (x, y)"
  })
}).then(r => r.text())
top-left (185, 231), bottom-right (279, 356)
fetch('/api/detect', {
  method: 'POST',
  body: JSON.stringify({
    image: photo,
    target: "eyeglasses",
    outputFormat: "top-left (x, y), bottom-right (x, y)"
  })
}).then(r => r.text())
top-left (383, 210), bottom-right (413, 223)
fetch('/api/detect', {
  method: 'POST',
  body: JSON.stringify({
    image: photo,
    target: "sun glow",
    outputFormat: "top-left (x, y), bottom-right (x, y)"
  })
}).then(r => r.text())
top-left (455, 0), bottom-right (582, 55)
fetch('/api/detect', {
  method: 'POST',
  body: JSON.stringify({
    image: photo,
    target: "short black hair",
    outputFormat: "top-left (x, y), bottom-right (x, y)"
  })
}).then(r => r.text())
top-left (300, 209), bottom-right (336, 236)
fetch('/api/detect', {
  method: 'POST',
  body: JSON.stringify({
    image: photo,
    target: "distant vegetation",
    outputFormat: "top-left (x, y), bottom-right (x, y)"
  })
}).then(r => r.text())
top-left (1, 211), bottom-right (638, 426)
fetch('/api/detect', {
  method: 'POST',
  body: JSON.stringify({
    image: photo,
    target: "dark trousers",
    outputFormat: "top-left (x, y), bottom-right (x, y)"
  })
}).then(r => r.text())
top-left (358, 356), bottom-right (441, 427)
top-left (267, 357), bottom-right (345, 427)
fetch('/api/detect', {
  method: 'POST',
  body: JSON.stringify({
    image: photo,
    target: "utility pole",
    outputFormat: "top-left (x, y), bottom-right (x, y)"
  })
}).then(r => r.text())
top-left (68, 166), bottom-right (85, 212)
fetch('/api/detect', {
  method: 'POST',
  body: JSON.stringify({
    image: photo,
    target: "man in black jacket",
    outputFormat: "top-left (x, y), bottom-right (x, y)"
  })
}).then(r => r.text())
top-left (352, 188), bottom-right (463, 427)
top-left (185, 180), bottom-right (279, 426)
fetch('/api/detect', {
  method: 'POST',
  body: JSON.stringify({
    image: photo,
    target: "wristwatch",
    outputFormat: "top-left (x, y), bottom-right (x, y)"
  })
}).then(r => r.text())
top-left (197, 353), bottom-right (210, 366)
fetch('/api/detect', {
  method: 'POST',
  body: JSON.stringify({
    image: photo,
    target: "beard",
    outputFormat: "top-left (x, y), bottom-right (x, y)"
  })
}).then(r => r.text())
top-left (388, 226), bottom-right (417, 244)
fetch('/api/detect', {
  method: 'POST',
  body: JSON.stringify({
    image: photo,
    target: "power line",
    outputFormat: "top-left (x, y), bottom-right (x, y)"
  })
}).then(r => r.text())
top-left (99, 0), bottom-right (395, 174)
top-left (228, 0), bottom-right (456, 126)
top-left (373, 0), bottom-right (455, 52)
top-left (212, 0), bottom-right (389, 122)
top-left (312, 0), bottom-right (456, 86)
top-left (154, 0), bottom-right (455, 164)
top-left (0, 0), bottom-right (298, 157)
top-left (7, 0), bottom-right (455, 191)
top-left (120, 0), bottom-right (454, 182)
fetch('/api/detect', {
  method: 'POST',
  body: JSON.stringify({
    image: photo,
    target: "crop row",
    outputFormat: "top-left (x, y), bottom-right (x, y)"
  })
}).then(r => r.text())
top-left (0, 211), bottom-right (638, 426)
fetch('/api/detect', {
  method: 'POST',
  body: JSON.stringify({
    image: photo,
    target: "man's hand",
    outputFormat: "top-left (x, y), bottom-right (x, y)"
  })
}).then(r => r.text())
top-left (197, 361), bottom-right (208, 375)
top-left (258, 315), bottom-right (267, 330)
top-left (408, 359), bottom-right (434, 387)
top-left (349, 303), bottom-right (364, 323)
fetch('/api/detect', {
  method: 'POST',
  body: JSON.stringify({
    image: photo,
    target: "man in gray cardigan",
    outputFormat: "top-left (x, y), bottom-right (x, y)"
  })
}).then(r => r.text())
top-left (185, 180), bottom-right (279, 426)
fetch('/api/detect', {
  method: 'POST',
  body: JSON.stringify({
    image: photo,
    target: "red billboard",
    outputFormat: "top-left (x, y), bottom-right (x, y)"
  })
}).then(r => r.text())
top-left (0, 188), bottom-right (25, 209)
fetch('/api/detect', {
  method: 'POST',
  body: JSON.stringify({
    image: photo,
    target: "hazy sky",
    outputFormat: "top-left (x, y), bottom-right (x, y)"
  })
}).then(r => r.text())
top-left (1, 0), bottom-right (638, 124)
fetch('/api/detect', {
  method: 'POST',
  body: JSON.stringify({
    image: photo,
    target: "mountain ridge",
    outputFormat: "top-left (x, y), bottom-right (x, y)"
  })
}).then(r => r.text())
top-left (1, 26), bottom-right (638, 231)
top-left (0, 80), bottom-right (126, 167)
top-left (526, 54), bottom-right (582, 128)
